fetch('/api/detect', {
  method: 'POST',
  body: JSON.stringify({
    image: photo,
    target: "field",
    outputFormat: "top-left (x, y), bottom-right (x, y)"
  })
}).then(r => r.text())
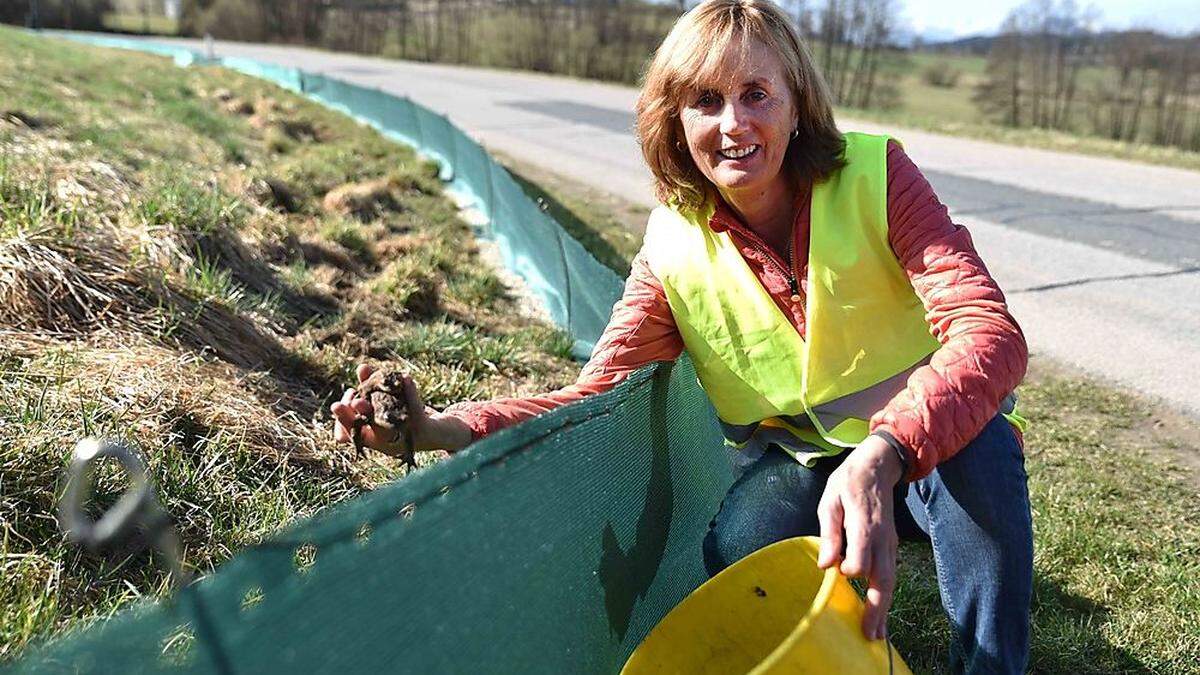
top-left (101, 12), bottom-right (179, 36)
top-left (838, 51), bottom-right (1200, 173)
top-left (1, 24), bottom-right (1199, 674)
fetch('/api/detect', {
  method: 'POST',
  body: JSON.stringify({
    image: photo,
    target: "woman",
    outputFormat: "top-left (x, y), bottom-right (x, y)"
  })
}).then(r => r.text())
top-left (332, 1), bottom-right (1033, 672)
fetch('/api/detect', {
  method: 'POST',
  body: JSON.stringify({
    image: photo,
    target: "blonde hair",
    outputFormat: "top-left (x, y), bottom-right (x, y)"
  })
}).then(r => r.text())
top-left (636, 0), bottom-right (844, 210)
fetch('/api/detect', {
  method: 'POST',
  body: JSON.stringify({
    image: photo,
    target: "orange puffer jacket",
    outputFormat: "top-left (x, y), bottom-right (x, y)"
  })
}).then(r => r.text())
top-left (444, 141), bottom-right (1028, 481)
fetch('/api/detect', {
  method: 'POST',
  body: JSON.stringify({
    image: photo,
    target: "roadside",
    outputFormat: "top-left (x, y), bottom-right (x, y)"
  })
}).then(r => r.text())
top-left (491, 151), bottom-right (646, 277)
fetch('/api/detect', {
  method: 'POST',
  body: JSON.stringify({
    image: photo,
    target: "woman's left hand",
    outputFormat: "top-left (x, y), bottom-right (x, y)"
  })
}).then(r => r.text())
top-left (816, 434), bottom-right (905, 641)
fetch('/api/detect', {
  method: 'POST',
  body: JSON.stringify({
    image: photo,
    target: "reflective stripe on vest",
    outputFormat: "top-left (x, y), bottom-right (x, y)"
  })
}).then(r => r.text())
top-left (644, 131), bottom-right (1026, 458)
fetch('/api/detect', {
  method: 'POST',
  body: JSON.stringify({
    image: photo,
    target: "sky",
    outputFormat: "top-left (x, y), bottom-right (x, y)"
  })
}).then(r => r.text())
top-left (903, 0), bottom-right (1200, 41)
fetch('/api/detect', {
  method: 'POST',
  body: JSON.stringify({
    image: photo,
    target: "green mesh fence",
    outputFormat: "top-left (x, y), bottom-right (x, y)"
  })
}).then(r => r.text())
top-left (10, 360), bottom-right (732, 674)
top-left (219, 56), bottom-right (304, 93)
top-left (11, 33), bottom-right (732, 674)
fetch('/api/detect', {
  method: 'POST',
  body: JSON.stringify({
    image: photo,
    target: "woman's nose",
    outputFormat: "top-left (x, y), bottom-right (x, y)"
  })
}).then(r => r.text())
top-left (718, 101), bottom-right (749, 135)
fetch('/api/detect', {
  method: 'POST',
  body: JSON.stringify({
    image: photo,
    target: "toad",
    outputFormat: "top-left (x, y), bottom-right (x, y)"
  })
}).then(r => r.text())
top-left (351, 369), bottom-right (416, 468)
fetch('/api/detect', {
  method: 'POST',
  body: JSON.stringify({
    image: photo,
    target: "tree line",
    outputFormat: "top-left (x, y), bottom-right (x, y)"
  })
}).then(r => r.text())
top-left (174, 0), bottom-right (901, 108)
top-left (974, 0), bottom-right (1200, 152)
top-left (1, 0), bottom-right (113, 30)
top-left (0, 0), bottom-right (902, 111)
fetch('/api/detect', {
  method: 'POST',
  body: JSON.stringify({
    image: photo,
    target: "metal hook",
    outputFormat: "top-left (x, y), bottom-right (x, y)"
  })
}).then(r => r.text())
top-left (59, 438), bottom-right (190, 593)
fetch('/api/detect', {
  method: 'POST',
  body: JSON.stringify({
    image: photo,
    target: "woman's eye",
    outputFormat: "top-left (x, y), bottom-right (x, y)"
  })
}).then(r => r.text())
top-left (697, 92), bottom-right (719, 108)
top-left (747, 90), bottom-right (767, 103)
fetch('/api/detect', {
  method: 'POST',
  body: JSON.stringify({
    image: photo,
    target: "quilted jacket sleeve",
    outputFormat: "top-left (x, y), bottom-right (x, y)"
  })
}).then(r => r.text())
top-left (869, 142), bottom-right (1029, 481)
top-left (442, 250), bottom-right (683, 439)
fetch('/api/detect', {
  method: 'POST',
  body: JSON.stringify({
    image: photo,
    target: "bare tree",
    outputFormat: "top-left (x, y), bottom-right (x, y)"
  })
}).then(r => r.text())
top-left (975, 15), bottom-right (1024, 127)
top-left (805, 0), bottom-right (898, 109)
top-left (975, 0), bottom-right (1200, 153)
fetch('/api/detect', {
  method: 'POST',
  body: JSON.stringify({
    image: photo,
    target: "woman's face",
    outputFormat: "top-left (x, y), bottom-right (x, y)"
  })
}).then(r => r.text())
top-left (678, 38), bottom-right (798, 198)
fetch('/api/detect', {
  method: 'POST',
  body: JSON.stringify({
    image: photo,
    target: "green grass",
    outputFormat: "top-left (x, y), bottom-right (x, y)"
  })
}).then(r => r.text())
top-left (891, 369), bottom-right (1200, 673)
top-left (319, 218), bottom-right (374, 261)
top-left (370, 257), bottom-right (438, 312)
top-left (102, 12), bottom-right (180, 36)
top-left (390, 320), bottom-right (527, 376)
top-left (445, 267), bottom-right (508, 306)
top-left (0, 168), bottom-right (85, 238)
top-left (136, 173), bottom-right (241, 236)
top-left (905, 52), bottom-right (989, 77)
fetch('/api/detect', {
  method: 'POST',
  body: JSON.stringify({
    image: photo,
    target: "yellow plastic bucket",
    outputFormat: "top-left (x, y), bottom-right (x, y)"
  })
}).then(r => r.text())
top-left (622, 537), bottom-right (912, 675)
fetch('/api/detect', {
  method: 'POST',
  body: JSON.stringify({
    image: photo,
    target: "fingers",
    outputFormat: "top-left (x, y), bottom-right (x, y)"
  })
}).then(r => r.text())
top-left (861, 536), bottom-right (898, 641)
top-left (331, 388), bottom-right (358, 443)
top-left (351, 397), bottom-right (372, 417)
top-left (401, 375), bottom-right (426, 421)
top-left (817, 491), bottom-right (845, 569)
top-left (839, 515), bottom-right (873, 579)
top-left (330, 387), bottom-right (375, 444)
top-left (356, 363), bottom-right (374, 384)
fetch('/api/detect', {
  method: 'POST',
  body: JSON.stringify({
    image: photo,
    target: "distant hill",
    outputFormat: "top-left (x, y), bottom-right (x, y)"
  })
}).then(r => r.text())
top-left (925, 28), bottom-right (1196, 57)
top-left (926, 34), bottom-right (996, 55)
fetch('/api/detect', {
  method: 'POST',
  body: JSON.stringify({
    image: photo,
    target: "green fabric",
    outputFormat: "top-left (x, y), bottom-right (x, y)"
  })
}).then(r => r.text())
top-left (643, 132), bottom-right (940, 450)
top-left (220, 56), bottom-right (304, 92)
top-left (10, 358), bottom-right (734, 674)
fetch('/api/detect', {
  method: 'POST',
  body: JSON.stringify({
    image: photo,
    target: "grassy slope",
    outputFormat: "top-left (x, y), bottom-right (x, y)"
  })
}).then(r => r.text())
top-left (0, 27), bottom-right (577, 661)
top-left (491, 148), bottom-right (1200, 673)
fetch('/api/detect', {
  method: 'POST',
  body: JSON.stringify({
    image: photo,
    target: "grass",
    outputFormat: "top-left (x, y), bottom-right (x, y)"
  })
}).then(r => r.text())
top-left (101, 12), bottom-right (180, 36)
top-left (0, 25), bottom-right (578, 663)
top-left (136, 172), bottom-right (241, 236)
top-left (319, 217), bottom-right (373, 261)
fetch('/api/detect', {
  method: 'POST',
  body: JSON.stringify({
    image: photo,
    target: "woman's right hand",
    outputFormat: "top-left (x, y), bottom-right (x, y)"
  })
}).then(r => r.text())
top-left (330, 364), bottom-right (474, 455)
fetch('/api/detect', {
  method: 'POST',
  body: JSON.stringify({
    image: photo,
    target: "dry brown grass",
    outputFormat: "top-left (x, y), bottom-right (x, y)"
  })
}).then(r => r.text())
top-left (3, 336), bottom-right (342, 471)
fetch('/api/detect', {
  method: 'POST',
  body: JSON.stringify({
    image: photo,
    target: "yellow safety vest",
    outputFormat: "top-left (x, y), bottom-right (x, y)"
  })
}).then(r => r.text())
top-left (644, 132), bottom-right (1025, 460)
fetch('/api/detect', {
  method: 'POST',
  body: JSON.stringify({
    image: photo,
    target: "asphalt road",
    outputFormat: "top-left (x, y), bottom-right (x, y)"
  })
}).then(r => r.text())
top-left (143, 38), bottom-right (1200, 416)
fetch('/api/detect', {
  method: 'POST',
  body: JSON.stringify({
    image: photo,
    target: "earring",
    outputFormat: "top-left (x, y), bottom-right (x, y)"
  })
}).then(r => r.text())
top-left (675, 140), bottom-right (685, 150)
top-left (791, 128), bottom-right (800, 140)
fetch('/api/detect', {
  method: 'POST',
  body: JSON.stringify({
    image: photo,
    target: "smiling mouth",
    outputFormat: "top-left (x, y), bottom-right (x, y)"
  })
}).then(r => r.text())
top-left (717, 145), bottom-right (760, 160)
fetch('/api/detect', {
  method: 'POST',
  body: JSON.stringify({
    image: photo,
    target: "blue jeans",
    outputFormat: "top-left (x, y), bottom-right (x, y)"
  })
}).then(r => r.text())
top-left (702, 414), bottom-right (1033, 674)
